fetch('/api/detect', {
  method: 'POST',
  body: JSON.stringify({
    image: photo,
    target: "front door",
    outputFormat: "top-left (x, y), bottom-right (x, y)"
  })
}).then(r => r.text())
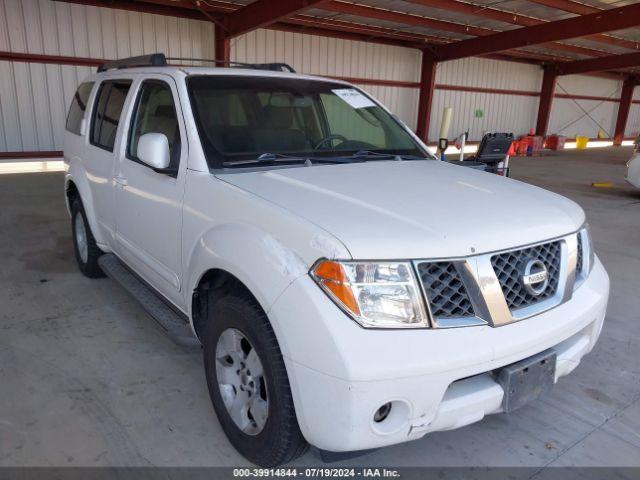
top-left (113, 76), bottom-right (187, 309)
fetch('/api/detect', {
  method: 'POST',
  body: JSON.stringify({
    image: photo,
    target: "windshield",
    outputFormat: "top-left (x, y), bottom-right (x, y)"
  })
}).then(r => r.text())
top-left (187, 75), bottom-right (430, 168)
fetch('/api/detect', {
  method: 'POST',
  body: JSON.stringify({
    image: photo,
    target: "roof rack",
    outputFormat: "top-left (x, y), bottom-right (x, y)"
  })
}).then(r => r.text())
top-left (166, 57), bottom-right (296, 73)
top-left (97, 53), bottom-right (167, 72)
top-left (97, 53), bottom-right (296, 73)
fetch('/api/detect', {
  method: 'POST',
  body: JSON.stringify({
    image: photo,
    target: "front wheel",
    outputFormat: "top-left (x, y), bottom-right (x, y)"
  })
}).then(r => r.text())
top-left (71, 198), bottom-right (104, 278)
top-left (203, 294), bottom-right (308, 466)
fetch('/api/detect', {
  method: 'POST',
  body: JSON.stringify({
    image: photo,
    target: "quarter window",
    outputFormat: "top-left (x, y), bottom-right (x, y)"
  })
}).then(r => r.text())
top-left (66, 82), bottom-right (94, 135)
top-left (90, 80), bottom-right (132, 152)
top-left (128, 81), bottom-right (181, 169)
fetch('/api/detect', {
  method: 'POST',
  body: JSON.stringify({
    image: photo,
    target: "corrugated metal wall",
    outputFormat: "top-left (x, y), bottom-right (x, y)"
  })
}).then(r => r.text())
top-left (430, 57), bottom-right (542, 140)
top-left (231, 29), bottom-right (422, 130)
top-left (0, 0), bottom-right (215, 152)
top-left (548, 75), bottom-right (623, 139)
top-left (0, 0), bottom-right (635, 153)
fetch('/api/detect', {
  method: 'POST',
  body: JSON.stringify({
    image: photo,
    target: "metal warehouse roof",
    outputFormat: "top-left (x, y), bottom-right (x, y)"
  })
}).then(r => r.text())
top-left (57, 0), bottom-right (640, 75)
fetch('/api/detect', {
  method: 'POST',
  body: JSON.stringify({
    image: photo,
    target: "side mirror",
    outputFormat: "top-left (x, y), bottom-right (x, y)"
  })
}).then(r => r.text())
top-left (137, 133), bottom-right (170, 170)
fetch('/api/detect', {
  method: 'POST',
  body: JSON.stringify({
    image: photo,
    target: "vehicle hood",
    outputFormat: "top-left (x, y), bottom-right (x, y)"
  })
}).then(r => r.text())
top-left (216, 161), bottom-right (584, 259)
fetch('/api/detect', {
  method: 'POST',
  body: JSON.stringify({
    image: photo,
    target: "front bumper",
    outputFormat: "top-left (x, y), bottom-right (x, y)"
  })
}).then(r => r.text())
top-left (268, 258), bottom-right (609, 452)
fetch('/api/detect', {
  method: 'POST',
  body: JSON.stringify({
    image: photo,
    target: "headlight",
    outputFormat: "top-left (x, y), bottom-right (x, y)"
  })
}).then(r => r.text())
top-left (578, 223), bottom-right (595, 275)
top-left (311, 260), bottom-right (428, 328)
top-left (584, 224), bottom-right (595, 273)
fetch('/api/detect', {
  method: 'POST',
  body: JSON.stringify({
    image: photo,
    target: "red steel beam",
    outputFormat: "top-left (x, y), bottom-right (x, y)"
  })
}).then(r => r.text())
top-left (321, 1), bottom-right (611, 59)
top-left (225, 0), bottom-right (330, 37)
top-left (277, 16), bottom-right (435, 48)
top-left (53, 0), bottom-right (206, 20)
top-left (557, 51), bottom-right (640, 76)
top-left (432, 3), bottom-right (640, 61)
top-left (0, 50), bottom-right (102, 67)
top-left (214, 24), bottom-right (230, 67)
top-left (536, 67), bottom-right (557, 137)
top-left (416, 53), bottom-right (437, 143)
top-left (406, 0), bottom-right (640, 51)
top-left (259, 23), bottom-right (426, 49)
top-left (613, 77), bottom-right (637, 146)
top-left (0, 151), bottom-right (63, 159)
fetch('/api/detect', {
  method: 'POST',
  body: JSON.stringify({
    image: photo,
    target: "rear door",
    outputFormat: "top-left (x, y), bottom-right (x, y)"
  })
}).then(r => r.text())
top-left (113, 75), bottom-right (187, 308)
top-left (85, 79), bottom-right (133, 244)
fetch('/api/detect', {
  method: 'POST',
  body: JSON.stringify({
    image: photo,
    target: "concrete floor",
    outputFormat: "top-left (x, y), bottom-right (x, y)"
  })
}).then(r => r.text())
top-left (1, 147), bottom-right (639, 468)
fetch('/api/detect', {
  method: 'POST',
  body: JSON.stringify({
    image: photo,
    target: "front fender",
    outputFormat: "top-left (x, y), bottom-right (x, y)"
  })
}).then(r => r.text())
top-left (186, 223), bottom-right (313, 318)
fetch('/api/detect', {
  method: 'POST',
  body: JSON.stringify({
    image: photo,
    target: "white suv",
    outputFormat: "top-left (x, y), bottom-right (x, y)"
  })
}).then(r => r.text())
top-left (63, 54), bottom-right (609, 467)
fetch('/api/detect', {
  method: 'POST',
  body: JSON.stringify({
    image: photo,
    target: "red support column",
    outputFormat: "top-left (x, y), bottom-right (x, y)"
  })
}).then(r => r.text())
top-left (416, 51), bottom-right (437, 143)
top-left (614, 76), bottom-right (636, 146)
top-left (535, 67), bottom-right (557, 137)
top-left (214, 26), bottom-right (230, 67)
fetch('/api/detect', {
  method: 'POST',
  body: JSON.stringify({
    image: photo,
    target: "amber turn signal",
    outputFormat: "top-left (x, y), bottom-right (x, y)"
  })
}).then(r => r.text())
top-left (312, 260), bottom-right (361, 316)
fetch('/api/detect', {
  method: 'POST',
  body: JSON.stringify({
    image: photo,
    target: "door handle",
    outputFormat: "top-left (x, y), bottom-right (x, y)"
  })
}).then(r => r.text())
top-left (115, 175), bottom-right (128, 187)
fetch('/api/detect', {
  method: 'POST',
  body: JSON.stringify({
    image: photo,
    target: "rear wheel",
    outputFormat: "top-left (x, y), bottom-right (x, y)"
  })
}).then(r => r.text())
top-left (203, 293), bottom-right (308, 466)
top-left (71, 198), bottom-right (104, 278)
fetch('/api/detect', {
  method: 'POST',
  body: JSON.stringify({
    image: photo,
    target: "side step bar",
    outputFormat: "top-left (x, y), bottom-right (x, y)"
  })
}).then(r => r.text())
top-left (98, 254), bottom-right (200, 348)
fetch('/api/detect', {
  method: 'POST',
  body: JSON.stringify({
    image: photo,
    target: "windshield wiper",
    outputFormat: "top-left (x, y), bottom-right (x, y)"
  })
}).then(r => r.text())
top-left (222, 153), bottom-right (302, 166)
top-left (222, 152), bottom-right (355, 167)
top-left (349, 150), bottom-right (430, 161)
top-left (352, 150), bottom-right (396, 158)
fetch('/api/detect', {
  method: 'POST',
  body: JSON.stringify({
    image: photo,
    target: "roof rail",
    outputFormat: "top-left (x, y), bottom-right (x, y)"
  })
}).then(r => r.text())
top-left (165, 57), bottom-right (296, 73)
top-left (98, 53), bottom-right (167, 72)
top-left (97, 54), bottom-right (296, 74)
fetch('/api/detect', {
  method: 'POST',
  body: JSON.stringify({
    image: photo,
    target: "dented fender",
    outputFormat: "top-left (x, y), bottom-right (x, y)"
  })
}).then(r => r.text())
top-left (182, 169), bottom-right (352, 330)
top-left (186, 223), bottom-right (309, 316)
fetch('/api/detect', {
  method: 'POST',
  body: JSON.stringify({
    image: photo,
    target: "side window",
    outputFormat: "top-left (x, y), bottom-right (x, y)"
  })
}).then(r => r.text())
top-left (90, 80), bottom-right (132, 152)
top-left (128, 81), bottom-right (181, 169)
top-left (66, 82), bottom-right (94, 135)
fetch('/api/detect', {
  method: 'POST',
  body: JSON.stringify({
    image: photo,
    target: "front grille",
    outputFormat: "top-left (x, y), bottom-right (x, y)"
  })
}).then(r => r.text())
top-left (491, 241), bottom-right (562, 311)
top-left (576, 234), bottom-right (584, 274)
top-left (416, 261), bottom-right (475, 318)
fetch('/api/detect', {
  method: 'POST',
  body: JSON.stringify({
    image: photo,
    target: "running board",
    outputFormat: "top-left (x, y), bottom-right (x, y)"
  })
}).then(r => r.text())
top-left (98, 254), bottom-right (199, 348)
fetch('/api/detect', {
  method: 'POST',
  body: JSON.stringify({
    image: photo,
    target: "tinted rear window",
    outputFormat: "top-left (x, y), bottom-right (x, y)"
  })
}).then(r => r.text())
top-left (66, 82), bottom-right (94, 135)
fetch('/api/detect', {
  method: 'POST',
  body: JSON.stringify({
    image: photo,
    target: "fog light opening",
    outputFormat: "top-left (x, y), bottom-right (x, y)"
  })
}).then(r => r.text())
top-left (373, 402), bottom-right (392, 423)
top-left (370, 400), bottom-right (411, 435)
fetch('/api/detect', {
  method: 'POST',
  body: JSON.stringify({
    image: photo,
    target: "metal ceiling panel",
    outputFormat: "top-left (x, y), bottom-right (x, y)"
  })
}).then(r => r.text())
top-left (559, 37), bottom-right (631, 55)
top-left (608, 27), bottom-right (640, 42)
top-left (303, 9), bottom-right (473, 40)
top-left (347, 0), bottom-right (533, 30)
top-left (518, 45), bottom-right (584, 60)
top-left (456, 0), bottom-right (575, 21)
top-left (578, 0), bottom-right (637, 7)
top-left (346, 0), bottom-right (516, 29)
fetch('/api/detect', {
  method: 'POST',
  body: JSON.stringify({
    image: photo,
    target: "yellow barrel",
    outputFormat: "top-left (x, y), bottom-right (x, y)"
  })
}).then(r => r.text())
top-left (576, 136), bottom-right (589, 149)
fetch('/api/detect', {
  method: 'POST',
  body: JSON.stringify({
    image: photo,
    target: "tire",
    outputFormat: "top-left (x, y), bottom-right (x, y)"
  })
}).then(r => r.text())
top-left (203, 293), bottom-right (308, 466)
top-left (71, 198), bottom-right (104, 278)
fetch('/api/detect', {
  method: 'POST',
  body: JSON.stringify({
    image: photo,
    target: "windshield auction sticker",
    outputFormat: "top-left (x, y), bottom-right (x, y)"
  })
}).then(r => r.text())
top-left (332, 88), bottom-right (376, 109)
